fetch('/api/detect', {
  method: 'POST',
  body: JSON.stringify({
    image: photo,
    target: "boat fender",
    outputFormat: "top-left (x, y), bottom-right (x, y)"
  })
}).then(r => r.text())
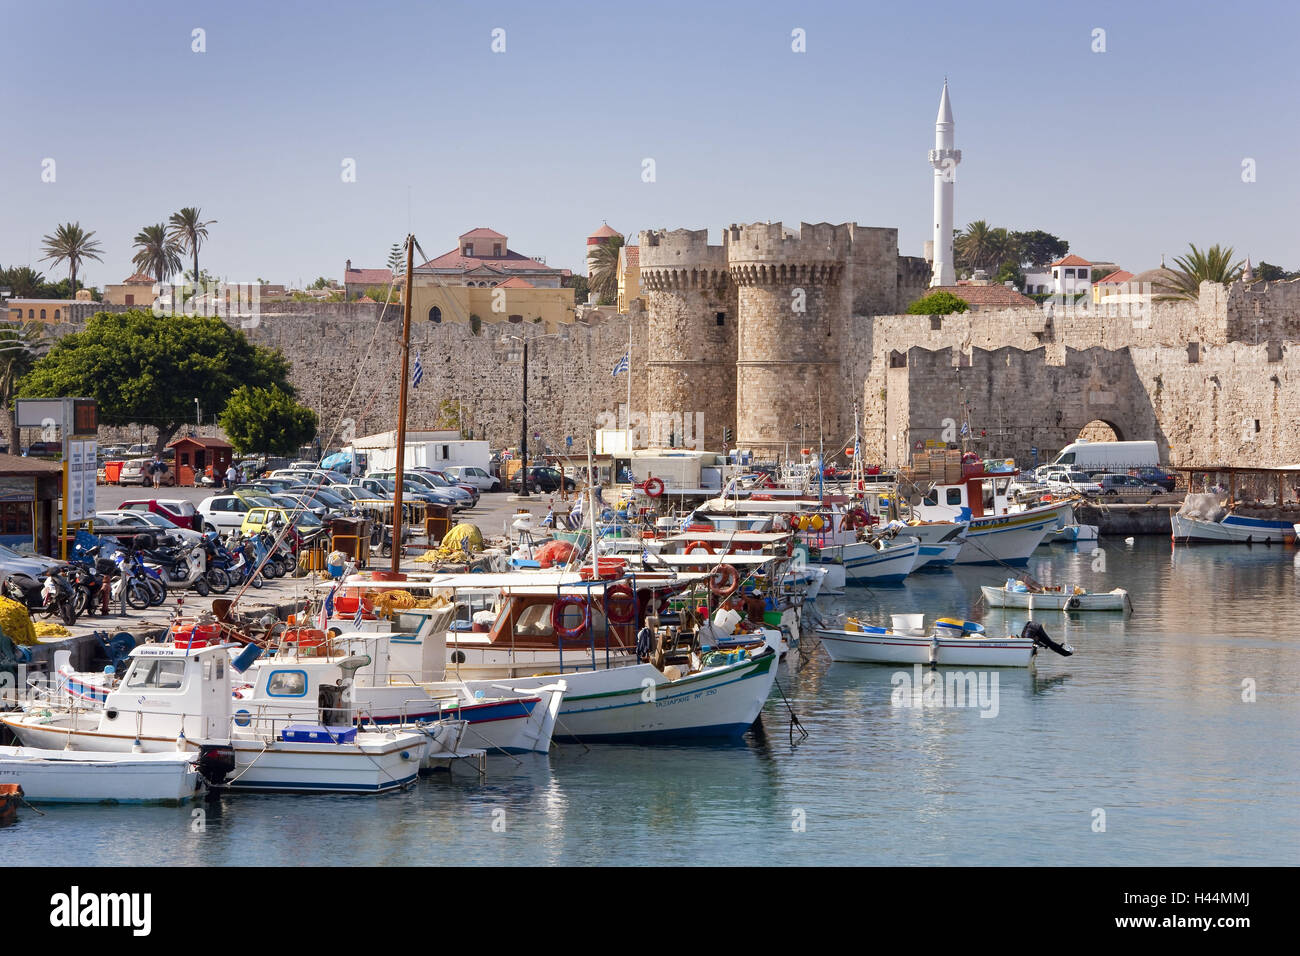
top-left (928, 635), bottom-right (940, 665)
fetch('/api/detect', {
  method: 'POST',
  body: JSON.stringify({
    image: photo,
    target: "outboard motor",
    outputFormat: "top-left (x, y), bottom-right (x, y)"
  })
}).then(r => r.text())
top-left (1021, 620), bottom-right (1074, 657)
top-left (196, 744), bottom-right (237, 787)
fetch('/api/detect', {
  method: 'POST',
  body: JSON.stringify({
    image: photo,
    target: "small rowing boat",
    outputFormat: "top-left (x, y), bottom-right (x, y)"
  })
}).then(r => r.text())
top-left (981, 581), bottom-right (1131, 613)
top-left (818, 614), bottom-right (1073, 667)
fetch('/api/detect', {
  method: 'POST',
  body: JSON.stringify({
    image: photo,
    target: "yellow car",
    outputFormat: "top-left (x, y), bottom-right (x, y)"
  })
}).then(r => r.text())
top-left (239, 506), bottom-right (326, 538)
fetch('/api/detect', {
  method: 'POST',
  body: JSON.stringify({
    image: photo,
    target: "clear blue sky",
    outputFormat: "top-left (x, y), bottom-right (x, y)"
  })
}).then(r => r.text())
top-left (4, 0), bottom-right (1297, 287)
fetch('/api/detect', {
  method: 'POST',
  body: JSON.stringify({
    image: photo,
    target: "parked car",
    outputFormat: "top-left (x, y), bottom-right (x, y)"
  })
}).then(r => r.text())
top-left (417, 469), bottom-right (480, 508)
top-left (1046, 471), bottom-right (1103, 495)
top-left (370, 471), bottom-right (471, 510)
top-left (443, 466), bottom-right (501, 493)
top-left (239, 505), bottom-right (326, 539)
top-left (119, 498), bottom-right (203, 531)
top-left (198, 494), bottom-right (281, 533)
top-left (523, 466), bottom-right (577, 493)
top-left (1093, 473), bottom-right (1164, 496)
top-left (1127, 466), bottom-right (1177, 492)
top-left (92, 510), bottom-right (201, 546)
top-left (119, 458), bottom-right (175, 486)
top-left (24, 441), bottom-right (62, 458)
top-left (0, 543), bottom-right (68, 608)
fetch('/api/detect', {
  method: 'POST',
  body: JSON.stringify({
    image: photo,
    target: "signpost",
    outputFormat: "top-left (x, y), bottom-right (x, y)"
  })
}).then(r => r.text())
top-left (15, 397), bottom-right (97, 558)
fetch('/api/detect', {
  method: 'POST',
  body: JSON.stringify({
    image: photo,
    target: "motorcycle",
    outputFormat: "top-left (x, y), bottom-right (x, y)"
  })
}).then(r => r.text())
top-left (40, 568), bottom-right (79, 626)
top-left (67, 549), bottom-right (113, 617)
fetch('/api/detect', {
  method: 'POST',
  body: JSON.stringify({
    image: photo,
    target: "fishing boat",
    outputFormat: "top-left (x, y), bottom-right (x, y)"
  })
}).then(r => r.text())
top-left (1170, 467), bottom-right (1300, 545)
top-left (0, 747), bottom-right (204, 804)
top-left (907, 462), bottom-right (1067, 564)
top-left (1052, 523), bottom-right (1099, 544)
top-left (817, 614), bottom-right (1073, 667)
top-left (325, 570), bottom-right (782, 743)
top-left (1, 642), bottom-right (444, 794)
top-left (981, 582), bottom-right (1132, 613)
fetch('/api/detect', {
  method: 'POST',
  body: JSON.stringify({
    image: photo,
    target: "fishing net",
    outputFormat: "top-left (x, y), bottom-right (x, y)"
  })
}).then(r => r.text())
top-left (0, 596), bottom-right (38, 646)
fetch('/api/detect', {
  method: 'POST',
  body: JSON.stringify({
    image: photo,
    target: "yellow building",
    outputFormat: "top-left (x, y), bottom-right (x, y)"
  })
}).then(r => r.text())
top-left (408, 279), bottom-right (576, 334)
top-left (616, 244), bottom-right (642, 313)
top-left (103, 273), bottom-right (158, 307)
top-left (6, 299), bottom-right (74, 323)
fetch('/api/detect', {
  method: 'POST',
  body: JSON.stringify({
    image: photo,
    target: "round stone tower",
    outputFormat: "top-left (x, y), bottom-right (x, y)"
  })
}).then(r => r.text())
top-left (640, 228), bottom-right (736, 450)
top-left (728, 222), bottom-right (851, 456)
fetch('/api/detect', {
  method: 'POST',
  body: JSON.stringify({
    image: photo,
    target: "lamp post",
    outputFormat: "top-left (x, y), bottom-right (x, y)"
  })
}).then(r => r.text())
top-left (503, 334), bottom-right (530, 497)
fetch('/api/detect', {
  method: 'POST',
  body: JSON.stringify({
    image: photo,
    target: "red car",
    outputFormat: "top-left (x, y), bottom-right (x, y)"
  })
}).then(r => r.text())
top-left (118, 498), bottom-right (203, 532)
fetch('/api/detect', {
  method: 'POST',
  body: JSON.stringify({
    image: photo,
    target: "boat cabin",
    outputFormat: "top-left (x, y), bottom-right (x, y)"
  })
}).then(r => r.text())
top-left (102, 643), bottom-right (233, 742)
top-left (912, 466), bottom-right (1018, 521)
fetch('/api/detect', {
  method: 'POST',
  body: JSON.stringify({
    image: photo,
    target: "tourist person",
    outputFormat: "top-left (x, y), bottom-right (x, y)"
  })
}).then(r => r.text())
top-left (226, 463), bottom-right (237, 488)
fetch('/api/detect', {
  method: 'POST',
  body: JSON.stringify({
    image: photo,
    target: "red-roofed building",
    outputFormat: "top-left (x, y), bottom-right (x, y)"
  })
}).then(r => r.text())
top-left (1024, 254), bottom-right (1095, 297)
top-left (496, 276), bottom-right (534, 289)
top-left (587, 223), bottom-right (623, 277)
top-left (924, 284), bottom-right (1037, 311)
top-left (415, 228), bottom-right (564, 289)
top-left (104, 272), bottom-right (160, 307)
top-left (343, 260), bottom-right (394, 298)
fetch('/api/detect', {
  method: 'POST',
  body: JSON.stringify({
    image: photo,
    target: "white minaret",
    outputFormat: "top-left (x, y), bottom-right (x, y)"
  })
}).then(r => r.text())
top-left (928, 80), bottom-right (961, 287)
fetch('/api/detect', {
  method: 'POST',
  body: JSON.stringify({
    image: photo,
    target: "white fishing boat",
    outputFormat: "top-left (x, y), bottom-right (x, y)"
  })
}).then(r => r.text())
top-left (1, 642), bottom-right (442, 794)
top-left (325, 573), bottom-right (783, 743)
top-left (818, 614), bottom-right (1073, 667)
top-left (0, 746), bottom-right (204, 804)
top-left (234, 626), bottom-right (565, 756)
top-left (909, 463), bottom-right (1066, 565)
top-left (981, 583), bottom-right (1132, 613)
top-left (827, 534), bottom-right (921, 585)
top-left (1052, 523), bottom-right (1099, 544)
top-left (1170, 469), bottom-right (1300, 545)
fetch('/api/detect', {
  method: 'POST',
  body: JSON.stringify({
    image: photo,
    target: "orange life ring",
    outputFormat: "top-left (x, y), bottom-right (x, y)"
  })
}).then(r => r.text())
top-left (709, 564), bottom-right (740, 598)
top-left (644, 477), bottom-right (665, 498)
top-left (552, 596), bottom-right (590, 639)
top-left (685, 540), bottom-right (715, 556)
top-left (604, 583), bottom-right (636, 625)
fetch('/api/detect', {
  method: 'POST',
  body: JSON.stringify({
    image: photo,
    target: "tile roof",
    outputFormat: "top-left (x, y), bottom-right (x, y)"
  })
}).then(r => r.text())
top-left (459, 227), bottom-right (506, 240)
top-left (928, 285), bottom-right (1038, 309)
top-left (344, 267), bottom-right (393, 286)
top-left (1096, 270), bottom-right (1135, 285)
top-left (588, 223), bottom-right (622, 240)
top-left (1049, 254), bottom-right (1093, 267)
top-left (168, 436), bottom-right (232, 449)
top-left (497, 276), bottom-right (535, 289)
top-left (418, 247), bottom-right (559, 274)
top-left (122, 273), bottom-right (155, 284)
top-left (622, 245), bottom-right (639, 269)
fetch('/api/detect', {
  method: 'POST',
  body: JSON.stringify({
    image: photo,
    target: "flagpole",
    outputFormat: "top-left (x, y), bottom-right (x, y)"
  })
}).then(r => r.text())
top-left (625, 317), bottom-right (632, 450)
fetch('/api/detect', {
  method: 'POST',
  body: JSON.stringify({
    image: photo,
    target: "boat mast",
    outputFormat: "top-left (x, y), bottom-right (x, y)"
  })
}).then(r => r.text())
top-left (391, 234), bottom-right (415, 574)
top-left (587, 436), bottom-right (598, 577)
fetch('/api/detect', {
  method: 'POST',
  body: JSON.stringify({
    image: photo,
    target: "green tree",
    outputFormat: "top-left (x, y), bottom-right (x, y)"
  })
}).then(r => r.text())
top-left (1253, 261), bottom-right (1293, 282)
top-left (39, 222), bottom-right (103, 297)
top-left (955, 221), bottom-right (997, 272)
top-left (219, 385), bottom-right (318, 457)
top-left (0, 322), bottom-right (52, 452)
top-left (18, 309), bottom-right (294, 453)
top-left (563, 273), bottom-right (589, 305)
top-left (433, 399), bottom-right (467, 436)
top-left (308, 276), bottom-right (332, 290)
top-left (1157, 243), bottom-right (1245, 301)
top-left (0, 266), bottom-right (48, 299)
top-left (386, 243), bottom-right (404, 274)
top-left (132, 224), bottom-right (183, 283)
top-left (1011, 230), bottom-right (1069, 268)
top-left (907, 291), bottom-right (970, 315)
top-left (587, 236), bottom-right (624, 306)
top-left (994, 260), bottom-right (1024, 288)
top-left (167, 207), bottom-right (216, 289)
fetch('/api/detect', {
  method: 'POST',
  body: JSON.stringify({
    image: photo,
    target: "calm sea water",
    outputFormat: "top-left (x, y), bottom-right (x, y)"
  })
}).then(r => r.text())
top-left (7, 539), bottom-right (1299, 866)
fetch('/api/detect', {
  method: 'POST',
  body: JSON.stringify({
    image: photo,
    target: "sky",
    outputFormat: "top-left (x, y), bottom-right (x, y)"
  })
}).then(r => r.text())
top-left (3, 0), bottom-right (1298, 288)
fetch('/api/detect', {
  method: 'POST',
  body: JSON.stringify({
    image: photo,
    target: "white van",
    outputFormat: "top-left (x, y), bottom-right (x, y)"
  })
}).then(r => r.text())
top-left (1050, 440), bottom-right (1158, 473)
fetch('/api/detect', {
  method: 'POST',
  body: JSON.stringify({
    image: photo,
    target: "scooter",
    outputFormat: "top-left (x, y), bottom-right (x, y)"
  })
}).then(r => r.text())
top-left (139, 541), bottom-right (211, 596)
top-left (40, 568), bottom-right (79, 627)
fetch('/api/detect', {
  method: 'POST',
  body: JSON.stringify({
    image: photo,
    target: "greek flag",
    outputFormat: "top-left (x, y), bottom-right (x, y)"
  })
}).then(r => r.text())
top-left (413, 350), bottom-right (423, 388)
top-left (353, 600), bottom-right (365, 628)
top-left (960, 421), bottom-right (970, 437)
top-left (611, 351), bottom-right (629, 377)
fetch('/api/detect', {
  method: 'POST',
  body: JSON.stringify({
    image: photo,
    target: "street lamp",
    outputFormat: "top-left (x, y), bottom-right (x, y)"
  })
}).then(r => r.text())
top-left (502, 334), bottom-right (531, 497)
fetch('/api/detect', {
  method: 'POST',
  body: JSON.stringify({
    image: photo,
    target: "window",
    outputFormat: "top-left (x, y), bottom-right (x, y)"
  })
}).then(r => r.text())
top-left (53, 310), bottom-right (60, 319)
top-left (982, 484), bottom-right (994, 512)
top-left (463, 244), bottom-right (474, 256)
top-left (1064, 269), bottom-right (1075, 279)
top-left (126, 659), bottom-right (187, 690)
top-left (945, 488), bottom-right (963, 506)
top-left (27, 310), bottom-right (34, 318)
top-left (0, 502), bottom-right (33, 536)
top-left (266, 670), bottom-right (307, 697)
top-left (1187, 342), bottom-right (1200, 364)
top-left (428, 306), bottom-right (441, 323)
top-left (125, 295), bottom-right (135, 305)
top-left (715, 311), bottom-right (725, 326)
top-left (923, 489), bottom-right (938, 506)
top-left (493, 244), bottom-right (502, 256)
top-left (39, 309), bottom-right (46, 319)
top-left (930, 316), bottom-right (942, 331)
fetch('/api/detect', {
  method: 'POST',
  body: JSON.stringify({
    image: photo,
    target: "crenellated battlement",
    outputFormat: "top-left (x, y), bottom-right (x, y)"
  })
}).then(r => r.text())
top-left (725, 221), bottom-right (853, 269)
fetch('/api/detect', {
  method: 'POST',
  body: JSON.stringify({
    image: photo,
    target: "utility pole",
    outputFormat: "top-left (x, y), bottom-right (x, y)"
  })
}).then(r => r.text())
top-left (519, 340), bottom-right (531, 496)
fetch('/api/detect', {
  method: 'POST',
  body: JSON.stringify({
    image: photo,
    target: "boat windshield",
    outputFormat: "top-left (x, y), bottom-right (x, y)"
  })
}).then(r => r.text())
top-left (125, 659), bottom-right (187, 690)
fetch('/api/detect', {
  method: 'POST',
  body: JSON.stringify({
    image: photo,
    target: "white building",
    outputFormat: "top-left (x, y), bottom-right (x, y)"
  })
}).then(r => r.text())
top-left (1024, 254), bottom-right (1094, 296)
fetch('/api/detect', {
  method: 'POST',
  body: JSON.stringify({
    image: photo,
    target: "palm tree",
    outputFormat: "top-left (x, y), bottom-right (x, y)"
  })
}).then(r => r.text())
top-left (1157, 243), bottom-right (1245, 301)
top-left (0, 322), bottom-right (52, 453)
top-left (132, 224), bottom-right (184, 283)
top-left (955, 221), bottom-right (995, 273)
top-left (39, 222), bottom-right (104, 297)
top-left (0, 266), bottom-right (47, 299)
top-left (587, 235), bottom-right (624, 306)
top-left (167, 207), bottom-right (216, 289)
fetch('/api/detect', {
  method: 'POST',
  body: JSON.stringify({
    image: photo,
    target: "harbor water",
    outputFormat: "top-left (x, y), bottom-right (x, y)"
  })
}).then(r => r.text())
top-left (6, 538), bottom-right (1298, 866)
